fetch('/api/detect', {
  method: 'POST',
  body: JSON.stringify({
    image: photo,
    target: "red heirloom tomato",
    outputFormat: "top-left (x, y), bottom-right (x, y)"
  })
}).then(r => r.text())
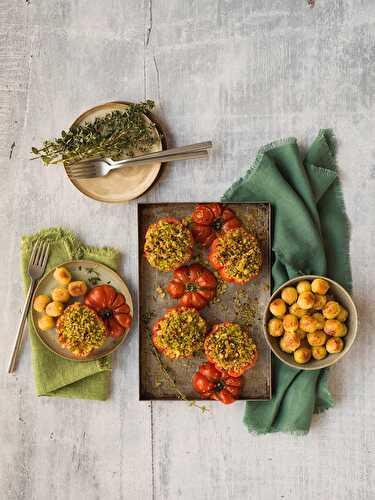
top-left (167, 264), bottom-right (217, 310)
top-left (84, 284), bottom-right (132, 338)
top-left (191, 203), bottom-right (242, 247)
top-left (192, 362), bottom-right (243, 404)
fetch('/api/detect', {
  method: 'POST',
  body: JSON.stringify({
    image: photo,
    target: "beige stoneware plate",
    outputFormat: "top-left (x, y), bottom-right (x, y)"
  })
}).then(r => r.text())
top-left (65, 101), bottom-right (164, 203)
top-left (263, 275), bottom-right (358, 370)
top-left (31, 260), bottom-right (134, 362)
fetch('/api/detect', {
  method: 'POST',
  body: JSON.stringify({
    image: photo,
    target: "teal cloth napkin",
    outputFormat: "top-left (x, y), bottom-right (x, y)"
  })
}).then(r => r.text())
top-left (223, 130), bottom-right (352, 434)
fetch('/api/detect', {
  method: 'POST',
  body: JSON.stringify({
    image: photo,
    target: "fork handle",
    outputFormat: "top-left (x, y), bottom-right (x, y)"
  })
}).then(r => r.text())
top-left (111, 150), bottom-right (209, 169)
top-left (8, 280), bottom-right (36, 373)
top-left (109, 141), bottom-right (212, 167)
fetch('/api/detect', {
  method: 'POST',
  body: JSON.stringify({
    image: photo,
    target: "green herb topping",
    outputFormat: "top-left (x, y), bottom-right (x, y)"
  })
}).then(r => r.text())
top-left (154, 308), bottom-right (206, 358)
top-left (217, 228), bottom-right (262, 281)
top-left (144, 220), bottom-right (192, 271)
top-left (31, 100), bottom-right (156, 165)
top-left (206, 323), bottom-right (257, 372)
top-left (57, 303), bottom-right (106, 357)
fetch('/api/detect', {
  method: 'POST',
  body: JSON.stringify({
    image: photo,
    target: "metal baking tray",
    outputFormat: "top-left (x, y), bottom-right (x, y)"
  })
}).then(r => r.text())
top-left (138, 202), bottom-right (272, 401)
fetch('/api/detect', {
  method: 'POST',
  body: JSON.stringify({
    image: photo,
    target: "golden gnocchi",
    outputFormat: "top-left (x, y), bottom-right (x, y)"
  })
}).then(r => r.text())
top-left (268, 277), bottom-right (349, 366)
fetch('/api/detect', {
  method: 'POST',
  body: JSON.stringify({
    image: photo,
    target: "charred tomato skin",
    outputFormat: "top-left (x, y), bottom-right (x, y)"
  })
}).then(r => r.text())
top-left (167, 263), bottom-right (217, 310)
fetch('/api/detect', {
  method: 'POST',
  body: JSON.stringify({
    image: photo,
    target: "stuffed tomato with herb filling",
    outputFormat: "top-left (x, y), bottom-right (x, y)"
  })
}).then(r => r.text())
top-left (192, 362), bottom-right (243, 404)
top-left (144, 218), bottom-right (194, 272)
top-left (204, 322), bottom-right (258, 377)
top-left (167, 264), bottom-right (217, 310)
top-left (56, 302), bottom-right (106, 358)
top-left (152, 306), bottom-right (207, 359)
top-left (191, 203), bottom-right (242, 247)
top-left (208, 227), bottom-right (262, 284)
top-left (84, 284), bottom-right (132, 338)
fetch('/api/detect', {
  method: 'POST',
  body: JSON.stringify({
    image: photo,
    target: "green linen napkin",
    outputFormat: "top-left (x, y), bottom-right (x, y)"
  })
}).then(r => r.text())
top-left (223, 130), bottom-right (352, 434)
top-left (21, 227), bottom-right (120, 400)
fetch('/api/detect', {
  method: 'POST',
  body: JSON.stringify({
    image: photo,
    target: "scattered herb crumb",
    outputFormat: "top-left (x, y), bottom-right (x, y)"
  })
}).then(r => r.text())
top-left (88, 276), bottom-right (101, 286)
top-left (85, 267), bottom-right (101, 286)
top-left (218, 302), bottom-right (230, 314)
top-left (213, 272), bottom-right (228, 299)
top-left (155, 285), bottom-right (166, 299)
top-left (141, 311), bottom-right (155, 326)
top-left (233, 288), bottom-right (256, 326)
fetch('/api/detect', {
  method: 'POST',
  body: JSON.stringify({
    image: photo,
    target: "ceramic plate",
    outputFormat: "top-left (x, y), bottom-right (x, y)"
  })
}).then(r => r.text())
top-left (32, 260), bottom-right (134, 362)
top-left (65, 101), bottom-right (164, 203)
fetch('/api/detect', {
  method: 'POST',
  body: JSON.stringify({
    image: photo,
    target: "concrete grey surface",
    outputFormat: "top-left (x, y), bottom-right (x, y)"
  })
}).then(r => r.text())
top-left (1, 1), bottom-right (374, 499)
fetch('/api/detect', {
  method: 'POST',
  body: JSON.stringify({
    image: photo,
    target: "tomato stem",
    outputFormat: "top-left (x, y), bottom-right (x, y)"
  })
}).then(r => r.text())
top-left (101, 308), bottom-right (113, 320)
top-left (214, 380), bottom-right (225, 392)
top-left (211, 217), bottom-right (224, 231)
top-left (185, 282), bottom-right (199, 292)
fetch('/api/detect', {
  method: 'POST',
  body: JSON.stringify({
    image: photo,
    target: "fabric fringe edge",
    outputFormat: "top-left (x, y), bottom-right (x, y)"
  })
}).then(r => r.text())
top-left (222, 137), bottom-right (297, 200)
top-left (318, 129), bottom-right (352, 292)
top-left (21, 227), bottom-right (120, 262)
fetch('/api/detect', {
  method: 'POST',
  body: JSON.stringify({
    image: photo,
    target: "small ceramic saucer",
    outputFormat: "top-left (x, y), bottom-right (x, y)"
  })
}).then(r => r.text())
top-left (65, 101), bottom-right (164, 203)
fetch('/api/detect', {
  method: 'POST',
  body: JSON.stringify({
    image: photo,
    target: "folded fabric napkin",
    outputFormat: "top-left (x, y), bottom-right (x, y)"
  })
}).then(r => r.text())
top-left (223, 130), bottom-right (352, 434)
top-left (21, 228), bottom-right (120, 400)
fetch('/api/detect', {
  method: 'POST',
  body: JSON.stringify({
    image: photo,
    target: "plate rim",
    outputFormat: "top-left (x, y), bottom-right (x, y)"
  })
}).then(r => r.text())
top-left (65, 100), bottom-right (166, 204)
top-left (31, 259), bottom-right (134, 362)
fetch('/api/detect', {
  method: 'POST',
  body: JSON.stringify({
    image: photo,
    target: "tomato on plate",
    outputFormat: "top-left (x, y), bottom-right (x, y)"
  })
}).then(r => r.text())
top-left (84, 284), bottom-right (132, 337)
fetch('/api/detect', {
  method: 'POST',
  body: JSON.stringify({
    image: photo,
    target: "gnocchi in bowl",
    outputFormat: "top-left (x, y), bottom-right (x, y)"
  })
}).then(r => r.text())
top-left (263, 275), bottom-right (358, 370)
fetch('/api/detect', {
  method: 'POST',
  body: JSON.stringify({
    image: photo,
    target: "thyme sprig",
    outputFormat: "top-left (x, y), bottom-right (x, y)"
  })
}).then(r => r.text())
top-left (31, 100), bottom-right (157, 165)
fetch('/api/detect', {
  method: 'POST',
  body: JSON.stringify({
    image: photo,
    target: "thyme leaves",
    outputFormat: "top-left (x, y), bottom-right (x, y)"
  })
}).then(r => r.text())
top-left (32, 100), bottom-right (156, 166)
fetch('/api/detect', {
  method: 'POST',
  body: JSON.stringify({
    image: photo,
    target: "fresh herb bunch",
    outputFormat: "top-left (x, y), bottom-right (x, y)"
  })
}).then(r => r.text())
top-left (31, 100), bottom-right (157, 165)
